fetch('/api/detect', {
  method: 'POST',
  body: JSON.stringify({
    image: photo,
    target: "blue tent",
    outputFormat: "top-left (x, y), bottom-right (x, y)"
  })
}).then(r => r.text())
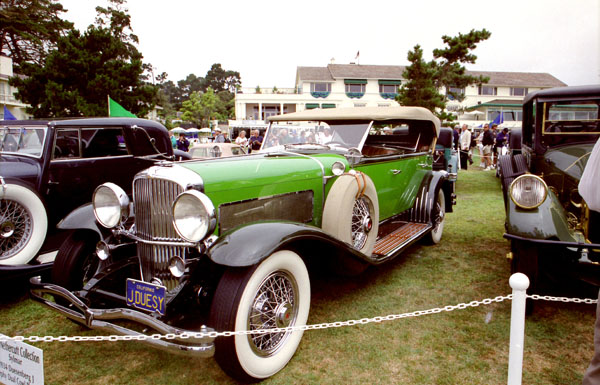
top-left (3, 106), bottom-right (17, 120)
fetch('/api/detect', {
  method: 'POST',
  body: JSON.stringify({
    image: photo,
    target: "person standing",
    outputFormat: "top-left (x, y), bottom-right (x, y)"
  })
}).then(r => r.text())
top-left (459, 124), bottom-right (471, 170)
top-left (214, 128), bottom-right (225, 143)
top-left (235, 130), bottom-right (248, 147)
top-left (176, 133), bottom-right (190, 152)
top-left (453, 126), bottom-right (460, 150)
top-left (482, 124), bottom-right (494, 170)
top-left (248, 129), bottom-right (263, 152)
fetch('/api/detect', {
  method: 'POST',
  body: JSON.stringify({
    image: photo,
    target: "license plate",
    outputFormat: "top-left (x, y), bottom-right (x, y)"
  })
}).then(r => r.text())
top-left (126, 279), bottom-right (166, 315)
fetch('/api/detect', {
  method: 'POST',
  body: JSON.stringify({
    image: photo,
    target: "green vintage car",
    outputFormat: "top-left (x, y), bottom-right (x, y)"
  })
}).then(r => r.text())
top-left (31, 106), bottom-right (452, 381)
top-left (499, 85), bottom-right (600, 300)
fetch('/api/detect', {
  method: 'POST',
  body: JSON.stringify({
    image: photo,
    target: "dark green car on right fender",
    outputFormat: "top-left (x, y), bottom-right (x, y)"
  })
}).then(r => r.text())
top-left (499, 85), bottom-right (600, 301)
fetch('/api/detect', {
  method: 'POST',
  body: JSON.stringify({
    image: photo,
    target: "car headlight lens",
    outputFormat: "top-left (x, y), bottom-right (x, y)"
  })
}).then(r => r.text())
top-left (331, 161), bottom-right (346, 176)
top-left (172, 190), bottom-right (216, 242)
top-left (510, 174), bottom-right (548, 209)
top-left (93, 183), bottom-right (130, 228)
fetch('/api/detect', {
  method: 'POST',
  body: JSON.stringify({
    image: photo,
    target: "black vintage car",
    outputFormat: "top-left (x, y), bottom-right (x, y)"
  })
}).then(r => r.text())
top-left (0, 118), bottom-right (179, 280)
top-left (498, 85), bottom-right (600, 298)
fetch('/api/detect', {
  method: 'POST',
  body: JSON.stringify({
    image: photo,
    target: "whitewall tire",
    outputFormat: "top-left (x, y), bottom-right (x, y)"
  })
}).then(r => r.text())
top-left (0, 183), bottom-right (48, 265)
top-left (209, 250), bottom-right (310, 382)
top-left (425, 189), bottom-right (445, 244)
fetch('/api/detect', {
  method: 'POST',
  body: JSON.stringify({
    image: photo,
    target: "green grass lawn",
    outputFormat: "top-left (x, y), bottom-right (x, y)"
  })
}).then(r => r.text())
top-left (0, 168), bottom-right (596, 384)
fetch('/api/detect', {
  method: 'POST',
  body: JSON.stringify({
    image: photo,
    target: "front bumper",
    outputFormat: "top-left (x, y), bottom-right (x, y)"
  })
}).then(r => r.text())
top-left (504, 233), bottom-right (600, 262)
top-left (29, 276), bottom-right (215, 358)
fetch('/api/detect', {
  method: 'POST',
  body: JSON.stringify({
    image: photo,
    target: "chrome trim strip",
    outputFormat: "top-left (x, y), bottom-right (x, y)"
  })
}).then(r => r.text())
top-left (29, 277), bottom-right (215, 358)
top-left (113, 229), bottom-right (197, 247)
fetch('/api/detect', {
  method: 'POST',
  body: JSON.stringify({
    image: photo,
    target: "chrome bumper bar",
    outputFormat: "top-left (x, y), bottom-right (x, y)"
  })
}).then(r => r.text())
top-left (29, 276), bottom-right (215, 358)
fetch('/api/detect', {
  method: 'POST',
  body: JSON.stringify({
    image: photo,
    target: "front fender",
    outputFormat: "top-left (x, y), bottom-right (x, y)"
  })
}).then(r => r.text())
top-left (57, 203), bottom-right (104, 239)
top-left (506, 189), bottom-right (580, 242)
top-left (207, 221), bottom-right (371, 267)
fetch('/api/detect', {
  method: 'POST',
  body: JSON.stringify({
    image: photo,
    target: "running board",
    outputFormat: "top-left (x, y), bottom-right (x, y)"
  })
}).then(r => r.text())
top-left (372, 222), bottom-right (431, 260)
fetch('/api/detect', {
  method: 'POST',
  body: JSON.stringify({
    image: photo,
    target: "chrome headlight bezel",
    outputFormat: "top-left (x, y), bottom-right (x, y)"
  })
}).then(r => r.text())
top-left (92, 183), bottom-right (130, 228)
top-left (510, 174), bottom-right (548, 210)
top-left (172, 190), bottom-right (216, 242)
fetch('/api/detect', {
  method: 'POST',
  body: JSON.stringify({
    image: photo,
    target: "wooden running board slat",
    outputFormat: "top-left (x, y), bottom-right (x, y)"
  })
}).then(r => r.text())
top-left (373, 222), bottom-right (430, 256)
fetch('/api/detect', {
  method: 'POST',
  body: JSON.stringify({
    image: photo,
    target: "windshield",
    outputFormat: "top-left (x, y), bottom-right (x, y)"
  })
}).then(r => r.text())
top-left (0, 126), bottom-right (47, 157)
top-left (542, 100), bottom-right (600, 147)
top-left (261, 122), bottom-right (370, 151)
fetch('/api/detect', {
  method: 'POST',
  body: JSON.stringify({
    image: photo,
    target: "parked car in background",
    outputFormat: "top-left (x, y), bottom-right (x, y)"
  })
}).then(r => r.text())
top-left (432, 126), bottom-right (458, 208)
top-left (499, 85), bottom-right (600, 302)
top-left (189, 143), bottom-right (246, 159)
top-left (31, 106), bottom-right (452, 381)
top-left (0, 118), bottom-right (178, 280)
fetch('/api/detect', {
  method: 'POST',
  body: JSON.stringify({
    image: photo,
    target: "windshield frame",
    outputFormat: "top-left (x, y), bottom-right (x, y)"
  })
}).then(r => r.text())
top-left (0, 125), bottom-right (48, 158)
top-left (260, 120), bottom-right (372, 153)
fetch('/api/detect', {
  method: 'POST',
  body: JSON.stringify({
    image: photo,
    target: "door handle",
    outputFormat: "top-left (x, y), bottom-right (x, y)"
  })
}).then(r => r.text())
top-left (391, 169), bottom-right (402, 175)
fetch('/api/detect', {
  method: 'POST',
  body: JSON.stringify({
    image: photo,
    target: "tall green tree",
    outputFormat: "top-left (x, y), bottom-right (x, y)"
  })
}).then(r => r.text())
top-left (204, 63), bottom-right (241, 93)
top-left (10, 0), bottom-right (157, 118)
top-left (397, 29), bottom-right (491, 124)
top-left (180, 88), bottom-right (223, 127)
top-left (396, 45), bottom-right (445, 112)
top-left (0, 0), bottom-right (73, 69)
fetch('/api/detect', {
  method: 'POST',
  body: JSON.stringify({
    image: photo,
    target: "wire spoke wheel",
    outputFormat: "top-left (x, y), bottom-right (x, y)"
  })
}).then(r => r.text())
top-left (248, 270), bottom-right (299, 356)
top-left (0, 199), bottom-right (33, 259)
top-left (351, 196), bottom-right (373, 250)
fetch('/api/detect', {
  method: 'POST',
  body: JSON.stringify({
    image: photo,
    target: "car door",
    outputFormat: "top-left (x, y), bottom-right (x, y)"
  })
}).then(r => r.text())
top-left (46, 126), bottom-right (140, 222)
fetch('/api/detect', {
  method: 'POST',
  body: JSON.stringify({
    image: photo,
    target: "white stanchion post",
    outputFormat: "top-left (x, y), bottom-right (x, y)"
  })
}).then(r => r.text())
top-left (507, 273), bottom-right (530, 385)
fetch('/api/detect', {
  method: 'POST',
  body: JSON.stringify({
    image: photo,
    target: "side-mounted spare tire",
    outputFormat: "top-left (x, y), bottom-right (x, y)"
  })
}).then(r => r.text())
top-left (0, 182), bottom-right (48, 265)
top-left (322, 172), bottom-right (380, 256)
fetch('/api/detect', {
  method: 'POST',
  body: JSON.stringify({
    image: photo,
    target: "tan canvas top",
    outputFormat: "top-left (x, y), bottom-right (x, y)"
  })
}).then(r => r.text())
top-left (268, 106), bottom-right (441, 135)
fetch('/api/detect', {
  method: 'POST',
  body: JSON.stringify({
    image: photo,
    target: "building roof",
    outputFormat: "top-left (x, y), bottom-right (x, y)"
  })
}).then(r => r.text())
top-left (469, 71), bottom-right (567, 87)
top-left (296, 64), bottom-right (566, 87)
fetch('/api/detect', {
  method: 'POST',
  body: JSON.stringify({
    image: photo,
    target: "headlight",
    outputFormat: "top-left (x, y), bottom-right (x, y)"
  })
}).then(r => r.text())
top-left (172, 190), bottom-right (216, 242)
top-left (510, 174), bottom-right (548, 209)
top-left (93, 183), bottom-right (129, 228)
top-left (331, 161), bottom-right (346, 176)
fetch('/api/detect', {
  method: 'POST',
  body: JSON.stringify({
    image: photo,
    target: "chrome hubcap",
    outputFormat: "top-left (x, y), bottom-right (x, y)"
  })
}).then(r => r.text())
top-left (0, 199), bottom-right (32, 259)
top-left (248, 271), bottom-right (298, 356)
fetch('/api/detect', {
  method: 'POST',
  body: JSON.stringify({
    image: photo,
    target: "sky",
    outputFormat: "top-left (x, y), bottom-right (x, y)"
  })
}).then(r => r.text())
top-left (58, 0), bottom-right (600, 89)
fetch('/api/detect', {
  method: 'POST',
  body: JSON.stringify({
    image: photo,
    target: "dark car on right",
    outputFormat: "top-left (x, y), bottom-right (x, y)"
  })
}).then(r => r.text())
top-left (499, 85), bottom-right (600, 295)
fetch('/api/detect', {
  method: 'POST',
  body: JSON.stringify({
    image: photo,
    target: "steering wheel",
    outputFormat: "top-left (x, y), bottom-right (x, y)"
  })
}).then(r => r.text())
top-left (327, 141), bottom-right (347, 147)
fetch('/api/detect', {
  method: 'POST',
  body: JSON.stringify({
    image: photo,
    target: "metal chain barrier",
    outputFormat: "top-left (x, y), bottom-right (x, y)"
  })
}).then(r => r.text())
top-left (0, 293), bottom-right (595, 344)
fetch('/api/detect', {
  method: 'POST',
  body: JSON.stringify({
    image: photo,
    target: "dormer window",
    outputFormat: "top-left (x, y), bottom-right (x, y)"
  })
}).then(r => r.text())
top-left (310, 83), bottom-right (331, 98)
top-left (378, 80), bottom-right (401, 99)
top-left (345, 79), bottom-right (366, 99)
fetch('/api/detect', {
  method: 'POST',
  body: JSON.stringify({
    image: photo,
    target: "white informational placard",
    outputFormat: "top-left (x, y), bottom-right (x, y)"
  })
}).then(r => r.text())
top-left (0, 334), bottom-right (44, 385)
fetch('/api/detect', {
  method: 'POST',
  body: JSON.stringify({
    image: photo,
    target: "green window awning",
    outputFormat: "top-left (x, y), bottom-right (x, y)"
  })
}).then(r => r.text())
top-left (378, 80), bottom-right (402, 85)
top-left (306, 103), bottom-right (320, 109)
top-left (321, 104), bottom-right (336, 108)
top-left (344, 79), bottom-right (367, 84)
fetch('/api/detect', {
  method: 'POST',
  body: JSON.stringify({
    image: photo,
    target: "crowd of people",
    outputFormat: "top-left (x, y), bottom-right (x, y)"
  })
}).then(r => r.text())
top-left (168, 128), bottom-right (265, 153)
top-left (455, 123), bottom-right (511, 171)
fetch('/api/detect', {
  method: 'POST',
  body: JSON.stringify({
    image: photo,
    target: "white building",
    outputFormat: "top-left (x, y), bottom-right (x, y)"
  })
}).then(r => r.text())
top-left (233, 63), bottom-right (566, 129)
top-left (1, 55), bottom-right (30, 120)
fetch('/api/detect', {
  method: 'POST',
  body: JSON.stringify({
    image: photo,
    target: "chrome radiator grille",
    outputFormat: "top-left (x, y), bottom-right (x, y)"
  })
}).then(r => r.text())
top-left (133, 177), bottom-right (186, 291)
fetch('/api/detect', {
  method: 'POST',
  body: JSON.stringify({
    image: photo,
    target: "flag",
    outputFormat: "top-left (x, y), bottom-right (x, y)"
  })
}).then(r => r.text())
top-left (355, 51), bottom-right (360, 59)
top-left (108, 96), bottom-right (137, 118)
top-left (3, 106), bottom-right (17, 120)
top-left (491, 111), bottom-right (504, 125)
